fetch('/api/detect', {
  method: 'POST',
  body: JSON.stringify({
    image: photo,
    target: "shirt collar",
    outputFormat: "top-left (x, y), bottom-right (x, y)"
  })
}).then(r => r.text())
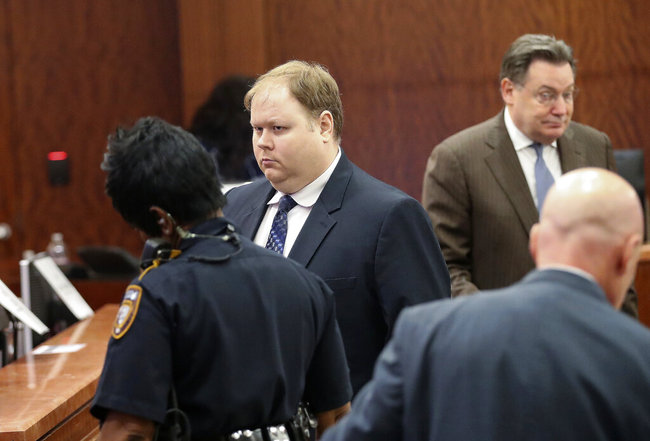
top-left (504, 107), bottom-right (558, 152)
top-left (268, 147), bottom-right (342, 208)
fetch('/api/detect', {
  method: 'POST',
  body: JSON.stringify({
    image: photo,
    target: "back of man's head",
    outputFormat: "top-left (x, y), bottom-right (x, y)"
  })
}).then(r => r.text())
top-left (102, 116), bottom-right (226, 237)
top-left (529, 168), bottom-right (644, 308)
top-left (244, 60), bottom-right (344, 142)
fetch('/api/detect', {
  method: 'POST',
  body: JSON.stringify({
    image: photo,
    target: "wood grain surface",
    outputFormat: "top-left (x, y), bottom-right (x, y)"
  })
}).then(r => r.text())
top-left (0, 0), bottom-right (182, 261)
top-left (0, 304), bottom-right (117, 441)
top-left (0, 0), bottom-right (648, 265)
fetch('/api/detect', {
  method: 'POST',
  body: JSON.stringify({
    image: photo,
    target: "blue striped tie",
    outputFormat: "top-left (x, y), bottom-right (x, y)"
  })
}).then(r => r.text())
top-left (532, 142), bottom-right (555, 212)
top-left (265, 195), bottom-right (298, 255)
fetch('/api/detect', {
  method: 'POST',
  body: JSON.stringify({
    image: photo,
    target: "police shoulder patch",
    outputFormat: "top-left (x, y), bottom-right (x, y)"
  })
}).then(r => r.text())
top-left (112, 285), bottom-right (143, 340)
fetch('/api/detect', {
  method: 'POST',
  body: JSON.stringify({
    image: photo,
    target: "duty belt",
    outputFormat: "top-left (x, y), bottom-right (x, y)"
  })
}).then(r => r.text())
top-left (220, 404), bottom-right (317, 441)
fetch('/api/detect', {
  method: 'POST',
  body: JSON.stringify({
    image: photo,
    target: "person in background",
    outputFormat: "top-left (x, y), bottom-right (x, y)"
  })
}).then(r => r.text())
top-left (189, 75), bottom-right (263, 187)
top-left (91, 116), bottom-right (351, 441)
top-left (224, 60), bottom-right (451, 395)
top-left (324, 168), bottom-right (650, 441)
top-left (422, 33), bottom-right (638, 316)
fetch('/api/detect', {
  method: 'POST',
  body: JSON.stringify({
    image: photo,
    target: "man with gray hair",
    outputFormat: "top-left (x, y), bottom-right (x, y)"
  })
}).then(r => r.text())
top-left (324, 168), bottom-right (650, 440)
top-left (422, 34), bottom-right (637, 316)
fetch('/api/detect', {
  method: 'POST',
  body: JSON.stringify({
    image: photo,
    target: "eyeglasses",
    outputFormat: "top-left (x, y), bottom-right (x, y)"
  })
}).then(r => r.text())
top-left (519, 85), bottom-right (579, 107)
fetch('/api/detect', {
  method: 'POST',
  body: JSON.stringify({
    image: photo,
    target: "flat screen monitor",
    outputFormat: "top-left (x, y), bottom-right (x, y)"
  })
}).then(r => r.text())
top-left (0, 307), bottom-right (9, 365)
top-left (20, 254), bottom-right (78, 347)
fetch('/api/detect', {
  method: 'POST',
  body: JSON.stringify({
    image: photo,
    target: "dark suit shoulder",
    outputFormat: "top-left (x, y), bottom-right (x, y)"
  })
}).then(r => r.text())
top-left (225, 178), bottom-right (269, 200)
top-left (345, 161), bottom-right (418, 205)
top-left (339, 164), bottom-right (436, 233)
top-left (223, 179), bottom-right (271, 215)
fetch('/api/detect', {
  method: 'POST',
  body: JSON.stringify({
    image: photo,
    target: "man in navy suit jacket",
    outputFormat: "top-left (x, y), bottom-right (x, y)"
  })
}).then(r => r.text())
top-left (224, 60), bottom-right (450, 394)
top-left (322, 168), bottom-right (650, 441)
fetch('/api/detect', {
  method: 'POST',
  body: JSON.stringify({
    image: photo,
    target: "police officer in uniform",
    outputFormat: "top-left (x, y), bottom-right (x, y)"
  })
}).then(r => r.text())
top-left (90, 117), bottom-right (352, 441)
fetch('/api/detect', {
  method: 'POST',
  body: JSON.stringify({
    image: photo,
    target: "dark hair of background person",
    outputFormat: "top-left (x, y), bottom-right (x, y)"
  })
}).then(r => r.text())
top-left (189, 75), bottom-right (262, 182)
top-left (499, 34), bottom-right (576, 85)
top-left (101, 116), bottom-right (226, 238)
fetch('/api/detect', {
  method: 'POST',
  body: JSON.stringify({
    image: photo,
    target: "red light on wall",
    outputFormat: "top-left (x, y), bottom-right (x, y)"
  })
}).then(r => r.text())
top-left (47, 151), bottom-right (70, 185)
top-left (48, 151), bottom-right (68, 161)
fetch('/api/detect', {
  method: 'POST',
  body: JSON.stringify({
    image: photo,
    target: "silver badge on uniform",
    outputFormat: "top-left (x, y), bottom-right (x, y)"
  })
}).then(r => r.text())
top-left (112, 285), bottom-right (142, 339)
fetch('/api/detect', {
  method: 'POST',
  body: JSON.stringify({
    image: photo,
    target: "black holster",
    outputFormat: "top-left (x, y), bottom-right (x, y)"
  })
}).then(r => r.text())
top-left (154, 387), bottom-right (191, 441)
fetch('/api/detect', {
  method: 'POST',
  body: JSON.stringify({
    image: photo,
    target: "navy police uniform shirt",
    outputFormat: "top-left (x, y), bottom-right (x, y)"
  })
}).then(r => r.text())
top-left (91, 217), bottom-right (352, 439)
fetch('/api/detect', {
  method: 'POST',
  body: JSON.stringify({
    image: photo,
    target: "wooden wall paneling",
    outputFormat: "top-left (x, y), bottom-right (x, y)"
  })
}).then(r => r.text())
top-left (566, 0), bottom-right (650, 200)
top-left (0, 1), bottom-right (21, 260)
top-left (177, 0), bottom-right (268, 127)
top-left (260, 0), bottom-right (649, 200)
top-left (7, 0), bottom-right (183, 260)
top-left (567, 0), bottom-right (650, 147)
top-left (0, 0), bottom-right (645, 276)
top-left (261, 0), bottom-right (564, 197)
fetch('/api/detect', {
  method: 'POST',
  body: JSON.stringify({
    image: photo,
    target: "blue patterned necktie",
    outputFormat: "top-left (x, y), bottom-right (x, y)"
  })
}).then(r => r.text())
top-left (532, 142), bottom-right (555, 212)
top-left (265, 195), bottom-right (298, 255)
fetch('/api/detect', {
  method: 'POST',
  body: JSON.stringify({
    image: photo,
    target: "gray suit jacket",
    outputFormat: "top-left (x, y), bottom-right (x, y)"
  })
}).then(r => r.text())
top-left (322, 269), bottom-right (650, 441)
top-left (422, 111), bottom-right (637, 315)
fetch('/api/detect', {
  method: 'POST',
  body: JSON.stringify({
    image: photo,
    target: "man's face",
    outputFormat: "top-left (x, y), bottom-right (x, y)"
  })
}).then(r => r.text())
top-left (250, 82), bottom-right (331, 194)
top-left (502, 60), bottom-right (575, 145)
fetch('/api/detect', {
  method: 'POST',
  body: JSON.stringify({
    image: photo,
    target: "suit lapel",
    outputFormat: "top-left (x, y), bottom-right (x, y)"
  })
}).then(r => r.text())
top-left (235, 184), bottom-right (275, 239)
top-left (288, 153), bottom-right (351, 267)
top-left (484, 113), bottom-right (539, 234)
top-left (557, 125), bottom-right (585, 172)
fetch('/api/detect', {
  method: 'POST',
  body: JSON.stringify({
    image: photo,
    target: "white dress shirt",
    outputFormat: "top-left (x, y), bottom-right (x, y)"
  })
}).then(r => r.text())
top-left (254, 148), bottom-right (342, 256)
top-left (504, 107), bottom-right (562, 207)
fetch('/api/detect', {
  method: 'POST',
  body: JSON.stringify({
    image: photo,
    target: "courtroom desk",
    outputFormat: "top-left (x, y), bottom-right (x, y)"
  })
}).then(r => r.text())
top-left (634, 244), bottom-right (650, 328)
top-left (0, 304), bottom-right (118, 441)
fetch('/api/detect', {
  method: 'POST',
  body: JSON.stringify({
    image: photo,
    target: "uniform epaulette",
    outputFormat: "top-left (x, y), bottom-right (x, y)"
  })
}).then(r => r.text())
top-left (138, 249), bottom-right (183, 280)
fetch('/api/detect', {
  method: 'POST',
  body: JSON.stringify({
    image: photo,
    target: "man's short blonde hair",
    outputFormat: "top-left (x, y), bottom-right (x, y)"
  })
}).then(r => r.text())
top-left (245, 60), bottom-right (344, 141)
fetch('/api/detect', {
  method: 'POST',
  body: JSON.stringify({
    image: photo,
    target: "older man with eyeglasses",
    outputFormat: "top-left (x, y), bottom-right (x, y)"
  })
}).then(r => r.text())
top-left (422, 33), bottom-right (638, 317)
